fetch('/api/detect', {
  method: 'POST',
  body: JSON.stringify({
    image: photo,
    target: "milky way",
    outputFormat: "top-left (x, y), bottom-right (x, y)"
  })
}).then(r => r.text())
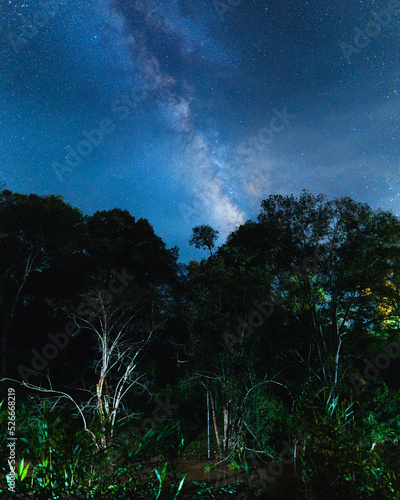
top-left (0, 0), bottom-right (399, 261)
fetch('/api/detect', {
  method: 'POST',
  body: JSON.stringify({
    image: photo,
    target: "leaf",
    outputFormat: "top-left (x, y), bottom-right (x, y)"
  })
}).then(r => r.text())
top-left (18, 459), bottom-right (30, 482)
top-left (174, 474), bottom-right (185, 498)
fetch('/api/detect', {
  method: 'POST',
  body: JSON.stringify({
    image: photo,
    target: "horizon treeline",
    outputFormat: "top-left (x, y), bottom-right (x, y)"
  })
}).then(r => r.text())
top-left (1, 188), bottom-right (400, 497)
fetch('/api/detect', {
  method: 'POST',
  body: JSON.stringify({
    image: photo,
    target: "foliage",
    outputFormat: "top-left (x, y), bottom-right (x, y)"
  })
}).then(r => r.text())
top-left (2, 190), bottom-right (400, 497)
top-left (203, 462), bottom-right (216, 473)
top-left (0, 399), bottom-right (186, 499)
top-left (241, 387), bottom-right (295, 458)
top-left (189, 225), bottom-right (219, 256)
top-left (298, 390), bottom-right (400, 499)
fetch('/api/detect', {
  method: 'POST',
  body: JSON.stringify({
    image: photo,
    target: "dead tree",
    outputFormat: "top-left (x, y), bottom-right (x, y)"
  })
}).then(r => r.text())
top-left (66, 287), bottom-right (166, 450)
top-left (3, 283), bottom-right (166, 452)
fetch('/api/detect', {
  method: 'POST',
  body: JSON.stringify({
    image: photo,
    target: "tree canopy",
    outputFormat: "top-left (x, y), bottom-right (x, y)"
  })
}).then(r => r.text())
top-left (2, 189), bottom-right (400, 498)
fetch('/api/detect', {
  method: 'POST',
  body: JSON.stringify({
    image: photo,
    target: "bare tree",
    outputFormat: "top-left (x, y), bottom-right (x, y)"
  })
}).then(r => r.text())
top-left (3, 282), bottom-right (166, 452)
top-left (57, 286), bottom-right (166, 450)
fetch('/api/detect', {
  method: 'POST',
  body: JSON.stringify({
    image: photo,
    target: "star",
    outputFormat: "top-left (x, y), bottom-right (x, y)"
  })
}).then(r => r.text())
top-left (0, 0), bottom-right (398, 262)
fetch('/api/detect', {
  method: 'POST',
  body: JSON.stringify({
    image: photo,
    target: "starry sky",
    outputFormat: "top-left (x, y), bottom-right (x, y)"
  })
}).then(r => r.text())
top-left (0, 0), bottom-right (399, 262)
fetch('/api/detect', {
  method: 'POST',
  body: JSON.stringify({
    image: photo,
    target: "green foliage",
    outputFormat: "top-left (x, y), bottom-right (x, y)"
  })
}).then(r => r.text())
top-left (4, 190), bottom-right (400, 498)
top-left (203, 462), bottom-right (216, 473)
top-left (0, 400), bottom-right (187, 499)
top-left (191, 481), bottom-right (240, 498)
top-left (227, 461), bottom-right (241, 470)
top-left (298, 391), bottom-right (399, 499)
top-left (242, 388), bottom-right (295, 457)
top-left (356, 382), bottom-right (400, 445)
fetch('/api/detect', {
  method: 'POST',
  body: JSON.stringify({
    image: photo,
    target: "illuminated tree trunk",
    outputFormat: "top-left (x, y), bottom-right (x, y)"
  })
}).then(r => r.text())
top-left (223, 403), bottom-right (229, 455)
top-left (208, 391), bottom-right (221, 457)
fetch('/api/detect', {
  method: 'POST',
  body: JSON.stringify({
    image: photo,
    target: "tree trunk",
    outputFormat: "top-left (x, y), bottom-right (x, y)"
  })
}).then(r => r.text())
top-left (207, 390), bottom-right (210, 459)
top-left (223, 402), bottom-right (229, 455)
top-left (209, 391), bottom-right (221, 457)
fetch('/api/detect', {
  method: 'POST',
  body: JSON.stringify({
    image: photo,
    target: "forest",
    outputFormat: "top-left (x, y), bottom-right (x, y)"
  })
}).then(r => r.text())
top-left (1, 188), bottom-right (400, 499)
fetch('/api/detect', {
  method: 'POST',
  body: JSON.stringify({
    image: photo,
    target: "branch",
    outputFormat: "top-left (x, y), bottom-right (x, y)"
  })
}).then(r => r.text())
top-left (0, 377), bottom-right (99, 448)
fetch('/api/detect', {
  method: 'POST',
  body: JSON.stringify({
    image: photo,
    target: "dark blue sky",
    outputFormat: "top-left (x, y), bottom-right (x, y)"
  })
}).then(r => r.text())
top-left (1, 0), bottom-right (399, 262)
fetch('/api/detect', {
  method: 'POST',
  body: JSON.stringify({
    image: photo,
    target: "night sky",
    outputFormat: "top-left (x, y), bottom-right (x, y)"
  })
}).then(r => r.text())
top-left (1, 0), bottom-right (399, 262)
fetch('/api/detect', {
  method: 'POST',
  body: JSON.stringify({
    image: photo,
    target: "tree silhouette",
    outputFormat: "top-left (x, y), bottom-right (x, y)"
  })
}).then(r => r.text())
top-left (189, 225), bottom-right (219, 256)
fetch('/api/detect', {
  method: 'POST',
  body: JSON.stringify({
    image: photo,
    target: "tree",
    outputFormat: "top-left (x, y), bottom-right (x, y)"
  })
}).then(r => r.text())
top-left (175, 249), bottom-right (279, 459)
top-left (189, 225), bottom-right (219, 256)
top-left (4, 277), bottom-right (167, 452)
top-left (223, 191), bottom-right (400, 403)
top-left (0, 190), bottom-right (85, 378)
top-left (65, 285), bottom-right (164, 450)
